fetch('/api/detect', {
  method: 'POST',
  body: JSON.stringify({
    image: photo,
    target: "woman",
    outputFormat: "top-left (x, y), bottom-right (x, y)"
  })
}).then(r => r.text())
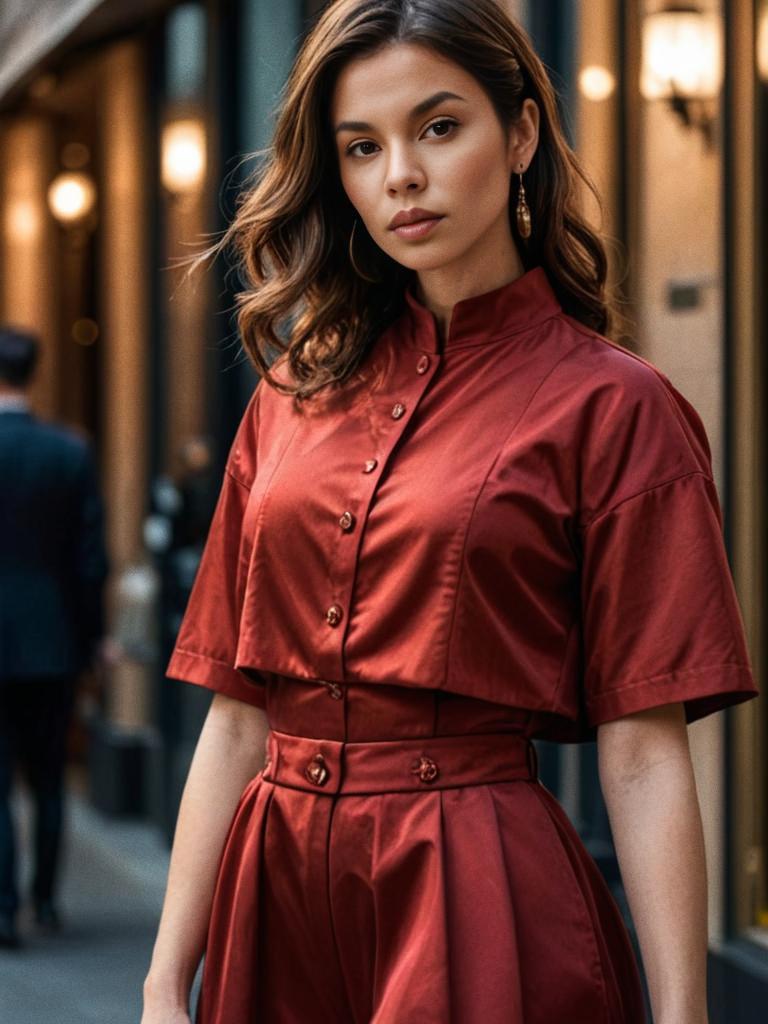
top-left (142, 2), bottom-right (759, 1022)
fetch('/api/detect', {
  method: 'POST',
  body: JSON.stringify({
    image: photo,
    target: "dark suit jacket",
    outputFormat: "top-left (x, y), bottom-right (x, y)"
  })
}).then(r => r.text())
top-left (0, 409), bottom-right (109, 680)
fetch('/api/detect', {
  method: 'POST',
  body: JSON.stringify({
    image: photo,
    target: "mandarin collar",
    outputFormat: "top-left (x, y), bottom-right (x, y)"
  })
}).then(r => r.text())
top-left (401, 265), bottom-right (562, 353)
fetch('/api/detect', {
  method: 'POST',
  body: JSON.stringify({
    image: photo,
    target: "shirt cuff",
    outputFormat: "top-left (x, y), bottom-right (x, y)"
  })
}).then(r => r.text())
top-left (586, 661), bottom-right (758, 727)
top-left (166, 647), bottom-right (267, 708)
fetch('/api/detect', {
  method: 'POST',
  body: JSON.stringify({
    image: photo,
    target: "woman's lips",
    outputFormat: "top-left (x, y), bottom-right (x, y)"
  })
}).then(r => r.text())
top-left (392, 216), bottom-right (444, 239)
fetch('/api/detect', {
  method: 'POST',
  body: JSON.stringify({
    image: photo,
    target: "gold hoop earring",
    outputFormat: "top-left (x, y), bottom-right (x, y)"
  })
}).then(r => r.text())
top-left (348, 217), bottom-right (382, 283)
top-left (516, 166), bottom-right (532, 240)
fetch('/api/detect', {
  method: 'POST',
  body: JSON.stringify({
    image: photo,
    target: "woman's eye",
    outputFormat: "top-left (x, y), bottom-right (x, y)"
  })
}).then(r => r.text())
top-left (425, 118), bottom-right (458, 139)
top-left (346, 140), bottom-right (378, 157)
top-left (345, 118), bottom-right (459, 157)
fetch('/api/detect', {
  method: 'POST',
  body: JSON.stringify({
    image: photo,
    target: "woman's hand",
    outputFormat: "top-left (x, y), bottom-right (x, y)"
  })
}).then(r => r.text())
top-left (657, 1017), bottom-right (708, 1024)
top-left (140, 1007), bottom-right (191, 1024)
top-left (140, 982), bottom-right (193, 1024)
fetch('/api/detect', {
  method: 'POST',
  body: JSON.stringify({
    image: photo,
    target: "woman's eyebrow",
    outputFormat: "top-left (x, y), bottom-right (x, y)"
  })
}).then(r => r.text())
top-left (334, 90), bottom-right (468, 135)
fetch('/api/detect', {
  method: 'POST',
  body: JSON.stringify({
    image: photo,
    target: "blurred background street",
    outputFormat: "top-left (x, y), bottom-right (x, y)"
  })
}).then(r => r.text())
top-left (0, 765), bottom-right (188, 1023)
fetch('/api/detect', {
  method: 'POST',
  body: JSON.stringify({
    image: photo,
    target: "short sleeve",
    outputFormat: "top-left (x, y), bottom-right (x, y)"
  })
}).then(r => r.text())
top-left (165, 384), bottom-right (266, 708)
top-left (577, 359), bottom-right (759, 728)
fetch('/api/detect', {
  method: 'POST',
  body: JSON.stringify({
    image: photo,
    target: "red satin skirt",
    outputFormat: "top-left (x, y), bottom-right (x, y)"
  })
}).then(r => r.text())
top-left (194, 677), bottom-right (647, 1023)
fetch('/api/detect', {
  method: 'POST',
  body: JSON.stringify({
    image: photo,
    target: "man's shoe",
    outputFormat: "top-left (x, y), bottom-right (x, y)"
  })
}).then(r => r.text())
top-left (0, 912), bottom-right (21, 949)
top-left (33, 900), bottom-right (61, 933)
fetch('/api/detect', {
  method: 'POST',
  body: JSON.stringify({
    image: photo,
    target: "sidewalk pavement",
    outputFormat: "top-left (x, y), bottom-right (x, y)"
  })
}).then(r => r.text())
top-left (0, 766), bottom-right (203, 1023)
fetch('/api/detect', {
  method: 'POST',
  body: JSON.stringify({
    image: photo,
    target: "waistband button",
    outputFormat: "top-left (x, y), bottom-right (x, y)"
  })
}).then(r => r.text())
top-left (411, 755), bottom-right (439, 783)
top-left (305, 753), bottom-right (329, 786)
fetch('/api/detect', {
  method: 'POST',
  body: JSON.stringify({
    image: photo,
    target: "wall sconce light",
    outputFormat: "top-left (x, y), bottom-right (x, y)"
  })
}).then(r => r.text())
top-left (161, 117), bottom-right (206, 195)
top-left (578, 65), bottom-right (617, 102)
top-left (640, 3), bottom-right (723, 149)
top-left (47, 171), bottom-right (97, 226)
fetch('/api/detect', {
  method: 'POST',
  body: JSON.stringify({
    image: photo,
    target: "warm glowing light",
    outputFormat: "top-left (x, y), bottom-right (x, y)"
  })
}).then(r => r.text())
top-left (758, 7), bottom-right (768, 83)
top-left (47, 172), bottom-right (97, 224)
top-left (161, 118), bottom-right (206, 194)
top-left (5, 199), bottom-right (41, 242)
top-left (579, 65), bottom-right (616, 102)
top-left (641, 8), bottom-right (723, 100)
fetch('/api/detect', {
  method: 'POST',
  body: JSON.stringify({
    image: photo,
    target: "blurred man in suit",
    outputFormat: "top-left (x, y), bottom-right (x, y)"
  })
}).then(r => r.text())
top-left (0, 326), bottom-right (109, 949)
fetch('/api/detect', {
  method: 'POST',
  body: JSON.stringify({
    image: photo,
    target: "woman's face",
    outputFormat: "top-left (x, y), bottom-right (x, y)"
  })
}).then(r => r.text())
top-left (330, 41), bottom-right (538, 278)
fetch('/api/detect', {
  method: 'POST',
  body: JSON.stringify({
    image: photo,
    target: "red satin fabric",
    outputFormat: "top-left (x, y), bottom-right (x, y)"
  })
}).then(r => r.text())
top-left (166, 265), bottom-right (758, 743)
top-left (194, 677), bottom-right (647, 1023)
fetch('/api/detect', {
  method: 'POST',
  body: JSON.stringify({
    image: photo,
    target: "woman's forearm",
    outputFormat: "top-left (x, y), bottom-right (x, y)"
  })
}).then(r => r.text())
top-left (143, 694), bottom-right (270, 1010)
top-left (599, 745), bottom-right (709, 1024)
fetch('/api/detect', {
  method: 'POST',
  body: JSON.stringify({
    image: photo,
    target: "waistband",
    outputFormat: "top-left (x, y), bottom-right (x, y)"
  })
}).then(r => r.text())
top-left (260, 673), bottom-right (534, 743)
top-left (261, 727), bottom-right (540, 796)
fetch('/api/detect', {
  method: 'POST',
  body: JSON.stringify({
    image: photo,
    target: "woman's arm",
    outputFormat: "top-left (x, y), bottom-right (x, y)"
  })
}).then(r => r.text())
top-left (141, 692), bottom-right (270, 1019)
top-left (597, 702), bottom-right (709, 1024)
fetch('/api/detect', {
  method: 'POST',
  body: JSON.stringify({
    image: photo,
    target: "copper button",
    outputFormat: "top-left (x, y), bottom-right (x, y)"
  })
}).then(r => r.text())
top-left (318, 679), bottom-right (343, 700)
top-left (411, 755), bottom-right (439, 783)
top-left (339, 511), bottom-right (355, 531)
top-left (391, 402), bottom-right (406, 419)
top-left (363, 459), bottom-right (378, 473)
top-left (416, 355), bottom-right (430, 374)
top-left (326, 603), bottom-right (343, 626)
top-left (305, 753), bottom-right (329, 786)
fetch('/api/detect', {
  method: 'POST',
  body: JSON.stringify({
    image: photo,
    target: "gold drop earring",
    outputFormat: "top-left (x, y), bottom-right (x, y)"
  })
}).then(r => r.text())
top-left (516, 164), bottom-right (532, 240)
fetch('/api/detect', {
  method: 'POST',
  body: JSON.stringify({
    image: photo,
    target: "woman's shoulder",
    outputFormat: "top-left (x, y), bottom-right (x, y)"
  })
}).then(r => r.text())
top-left (554, 314), bottom-right (679, 398)
top-left (224, 378), bottom-right (266, 487)
top-left (536, 315), bottom-right (715, 504)
top-left (558, 316), bottom-right (707, 443)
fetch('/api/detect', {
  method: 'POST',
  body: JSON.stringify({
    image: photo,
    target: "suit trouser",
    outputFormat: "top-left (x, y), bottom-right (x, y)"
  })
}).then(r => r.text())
top-left (0, 674), bottom-right (77, 916)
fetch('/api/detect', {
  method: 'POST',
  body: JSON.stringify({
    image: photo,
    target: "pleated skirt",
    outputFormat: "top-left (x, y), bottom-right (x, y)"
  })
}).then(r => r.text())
top-left (194, 676), bottom-right (647, 1023)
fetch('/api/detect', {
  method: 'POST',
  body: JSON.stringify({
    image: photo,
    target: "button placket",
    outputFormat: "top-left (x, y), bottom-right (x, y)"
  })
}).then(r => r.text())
top-left (318, 344), bottom-right (438, 680)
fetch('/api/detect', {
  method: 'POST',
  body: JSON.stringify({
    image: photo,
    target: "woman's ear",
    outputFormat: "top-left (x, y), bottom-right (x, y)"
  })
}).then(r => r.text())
top-left (507, 98), bottom-right (540, 173)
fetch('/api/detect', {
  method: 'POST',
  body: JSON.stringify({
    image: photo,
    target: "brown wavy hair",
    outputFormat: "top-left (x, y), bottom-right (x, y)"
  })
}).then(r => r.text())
top-left (189, 0), bottom-right (627, 407)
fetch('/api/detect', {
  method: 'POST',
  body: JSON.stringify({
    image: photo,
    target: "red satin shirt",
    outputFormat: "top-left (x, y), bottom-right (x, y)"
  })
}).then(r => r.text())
top-left (166, 265), bottom-right (759, 742)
